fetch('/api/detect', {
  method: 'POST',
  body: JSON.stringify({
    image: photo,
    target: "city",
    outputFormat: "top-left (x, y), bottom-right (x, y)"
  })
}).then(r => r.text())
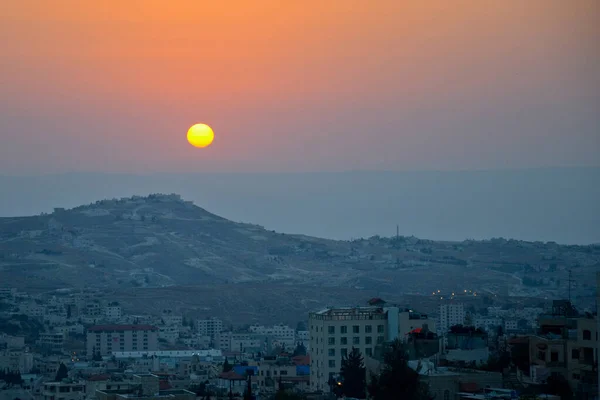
top-left (0, 277), bottom-right (598, 399)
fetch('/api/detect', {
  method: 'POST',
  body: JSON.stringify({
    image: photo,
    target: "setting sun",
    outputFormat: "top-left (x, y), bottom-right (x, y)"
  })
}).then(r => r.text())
top-left (187, 124), bottom-right (215, 148)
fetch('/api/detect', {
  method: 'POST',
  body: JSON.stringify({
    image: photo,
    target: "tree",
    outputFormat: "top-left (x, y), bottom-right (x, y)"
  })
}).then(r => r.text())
top-left (464, 312), bottom-right (473, 327)
top-left (55, 363), bottom-right (69, 382)
top-left (243, 373), bottom-right (253, 400)
top-left (368, 340), bottom-right (431, 400)
top-left (92, 351), bottom-right (103, 362)
top-left (544, 374), bottom-right (573, 400)
top-left (292, 343), bottom-right (307, 357)
top-left (222, 358), bottom-right (233, 373)
top-left (339, 347), bottom-right (366, 399)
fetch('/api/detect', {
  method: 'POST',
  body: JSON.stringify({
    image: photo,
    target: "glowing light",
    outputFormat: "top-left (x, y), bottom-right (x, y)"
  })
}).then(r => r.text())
top-left (187, 123), bottom-right (215, 148)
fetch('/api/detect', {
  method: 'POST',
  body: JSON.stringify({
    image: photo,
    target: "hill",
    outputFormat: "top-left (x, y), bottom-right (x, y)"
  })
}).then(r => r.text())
top-left (0, 194), bottom-right (598, 321)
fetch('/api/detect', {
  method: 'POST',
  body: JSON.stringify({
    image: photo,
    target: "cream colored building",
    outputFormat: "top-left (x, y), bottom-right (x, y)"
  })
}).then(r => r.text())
top-left (309, 307), bottom-right (388, 392)
top-left (86, 325), bottom-right (158, 357)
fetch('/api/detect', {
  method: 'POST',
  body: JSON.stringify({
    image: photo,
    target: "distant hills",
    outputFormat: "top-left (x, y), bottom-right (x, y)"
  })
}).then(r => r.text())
top-left (1, 168), bottom-right (599, 245)
top-left (0, 194), bottom-right (598, 313)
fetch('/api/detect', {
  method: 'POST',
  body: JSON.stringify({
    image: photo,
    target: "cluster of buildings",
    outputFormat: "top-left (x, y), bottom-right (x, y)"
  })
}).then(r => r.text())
top-left (1, 276), bottom-right (599, 400)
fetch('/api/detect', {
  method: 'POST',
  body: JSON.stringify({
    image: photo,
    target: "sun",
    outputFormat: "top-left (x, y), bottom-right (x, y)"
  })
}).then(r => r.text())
top-left (187, 123), bottom-right (215, 148)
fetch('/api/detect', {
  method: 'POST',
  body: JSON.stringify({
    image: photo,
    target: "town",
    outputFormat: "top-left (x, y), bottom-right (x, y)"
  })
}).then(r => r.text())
top-left (0, 278), bottom-right (598, 400)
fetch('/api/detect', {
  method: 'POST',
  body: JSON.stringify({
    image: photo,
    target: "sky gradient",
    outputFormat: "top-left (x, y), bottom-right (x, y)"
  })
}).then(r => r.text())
top-left (1, 0), bottom-right (599, 174)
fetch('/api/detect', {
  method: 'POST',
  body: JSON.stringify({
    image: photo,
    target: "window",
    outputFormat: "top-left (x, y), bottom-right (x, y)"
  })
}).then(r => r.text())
top-left (328, 337), bottom-right (335, 345)
top-left (538, 351), bottom-right (546, 361)
top-left (280, 370), bottom-right (288, 375)
top-left (328, 360), bottom-right (336, 368)
top-left (573, 373), bottom-right (580, 380)
top-left (365, 348), bottom-right (372, 357)
top-left (353, 337), bottom-right (360, 345)
top-left (341, 337), bottom-right (348, 345)
top-left (377, 325), bottom-right (385, 333)
top-left (571, 349), bottom-right (580, 360)
top-left (582, 330), bottom-right (591, 340)
top-left (365, 337), bottom-right (372, 345)
top-left (341, 348), bottom-right (348, 357)
top-left (328, 349), bottom-right (335, 357)
top-left (550, 352), bottom-right (558, 362)
top-left (365, 325), bottom-right (372, 333)
top-left (353, 325), bottom-right (360, 334)
top-left (328, 326), bottom-right (335, 334)
top-left (377, 336), bottom-right (384, 344)
top-left (444, 390), bottom-right (450, 400)
top-left (341, 326), bottom-right (347, 334)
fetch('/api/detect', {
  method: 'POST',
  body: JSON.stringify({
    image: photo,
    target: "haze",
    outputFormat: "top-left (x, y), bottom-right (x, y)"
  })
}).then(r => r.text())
top-left (1, 0), bottom-right (598, 174)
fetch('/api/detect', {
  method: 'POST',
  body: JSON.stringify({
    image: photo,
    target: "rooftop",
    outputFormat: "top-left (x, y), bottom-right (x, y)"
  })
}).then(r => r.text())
top-left (88, 325), bottom-right (158, 332)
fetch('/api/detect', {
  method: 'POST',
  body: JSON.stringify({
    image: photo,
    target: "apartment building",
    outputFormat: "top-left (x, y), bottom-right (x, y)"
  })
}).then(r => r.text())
top-left (104, 305), bottom-right (122, 321)
top-left (438, 303), bottom-right (465, 334)
top-left (42, 381), bottom-right (85, 400)
top-left (526, 301), bottom-right (598, 395)
top-left (474, 317), bottom-right (503, 333)
top-left (249, 324), bottom-right (296, 347)
top-left (38, 332), bottom-right (66, 352)
top-left (86, 325), bottom-right (159, 357)
top-left (196, 317), bottom-right (223, 338)
top-left (309, 307), bottom-right (387, 392)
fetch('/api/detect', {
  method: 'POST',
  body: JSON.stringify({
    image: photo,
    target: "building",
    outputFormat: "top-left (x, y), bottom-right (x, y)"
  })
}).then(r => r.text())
top-left (249, 324), bottom-right (296, 347)
top-left (38, 332), bottom-right (66, 353)
top-left (524, 300), bottom-right (598, 396)
top-left (256, 357), bottom-right (310, 394)
top-left (504, 319), bottom-right (519, 332)
top-left (597, 272), bottom-right (600, 400)
top-left (42, 380), bottom-right (85, 400)
top-left (158, 326), bottom-right (179, 344)
top-left (473, 317), bottom-right (503, 333)
top-left (396, 309), bottom-right (437, 338)
top-left (104, 305), bottom-right (122, 321)
top-left (438, 303), bottom-right (465, 335)
top-left (95, 374), bottom-right (194, 400)
top-left (309, 306), bottom-right (387, 392)
top-left (86, 325), bottom-right (159, 357)
top-left (196, 318), bottom-right (223, 339)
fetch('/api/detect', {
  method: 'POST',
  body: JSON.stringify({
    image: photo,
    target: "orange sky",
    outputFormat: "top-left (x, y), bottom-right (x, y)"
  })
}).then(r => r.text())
top-left (1, 0), bottom-right (598, 174)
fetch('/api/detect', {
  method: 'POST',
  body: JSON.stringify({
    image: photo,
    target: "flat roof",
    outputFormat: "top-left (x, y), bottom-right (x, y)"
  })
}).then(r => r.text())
top-left (88, 325), bottom-right (158, 332)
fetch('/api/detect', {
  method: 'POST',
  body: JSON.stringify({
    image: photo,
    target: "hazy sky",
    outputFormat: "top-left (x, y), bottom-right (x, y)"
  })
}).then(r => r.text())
top-left (1, 0), bottom-right (599, 174)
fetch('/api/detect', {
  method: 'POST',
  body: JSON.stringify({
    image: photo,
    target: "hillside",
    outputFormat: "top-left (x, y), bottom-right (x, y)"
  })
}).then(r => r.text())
top-left (0, 194), bottom-right (598, 317)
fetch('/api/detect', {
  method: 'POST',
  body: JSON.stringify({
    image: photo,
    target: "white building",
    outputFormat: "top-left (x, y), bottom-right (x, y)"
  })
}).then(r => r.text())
top-left (309, 307), bottom-right (388, 392)
top-left (474, 317), bottom-right (503, 333)
top-left (197, 317), bottom-right (223, 338)
top-left (158, 325), bottom-right (180, 344)
top-left (86, 325), bottom-right (159, 357)
top-left (249, 324), bottom-right (296, 347)
top-left (38, 332), bottom-right (65, 352)
top-left (504, 319), bottom-right (519, 332)
top-left (438, 303), bottom-right (465, 334)
top-left (104, 305), bottom-right (122, 321)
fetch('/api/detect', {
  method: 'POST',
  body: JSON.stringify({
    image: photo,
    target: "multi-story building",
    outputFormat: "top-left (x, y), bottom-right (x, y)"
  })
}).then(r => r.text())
top-left (249, 324), bottom-right (296, 348)
top-left (524, 300), bottom-right (598, 395)
top-left (309, 307), bottom-right (388, 392)
top-left (438, 303), bottom-right (465, 335)
top-left (474, 317), bottom-right (503, 333)
top-left (197, 317), bottom-right (223, 338)
top-left (397, 309), bottom-right (437, 338)
top-left (86, 325), bottom-right (158, 357)
top-left (504, 319), bottom-right (519, 332)
top-left (158, 326), bottom-right (179, 344)
top-left (160, 310), bottom-right (182, 326)
top-left (104, 305), bottom-right (122, 321)
top-left (42, 381), bottom-right (85, 400)
top-left (38, 332), bottom-right (66, 353)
